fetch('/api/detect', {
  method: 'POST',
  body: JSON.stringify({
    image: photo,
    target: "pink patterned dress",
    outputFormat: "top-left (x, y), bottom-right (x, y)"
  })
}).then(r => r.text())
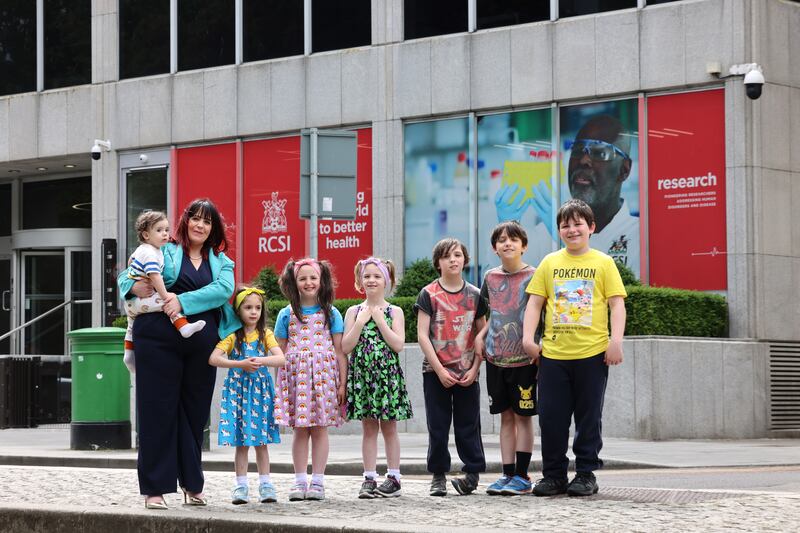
top-left (274, 307), bottom-right (344, 428)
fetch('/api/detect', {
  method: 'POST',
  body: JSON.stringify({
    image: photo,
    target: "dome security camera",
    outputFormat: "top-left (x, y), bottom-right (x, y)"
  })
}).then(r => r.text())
top-left (744, 69), bottom-right (765, 100)
top-left (91, 139), bottom-right (111, 161)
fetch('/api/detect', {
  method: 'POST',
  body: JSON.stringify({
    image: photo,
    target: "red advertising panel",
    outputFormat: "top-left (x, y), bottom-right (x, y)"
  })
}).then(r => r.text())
top-left (647, 90), bottom-right (726, 290)
top-left (318, 128), bottom-right (373, 298)
top-left (175, 143), bottom-right (239, 266)
top-left (242, 136), bottom-right (306, 283)
top-left (242, 128), bottom-right (373, 298)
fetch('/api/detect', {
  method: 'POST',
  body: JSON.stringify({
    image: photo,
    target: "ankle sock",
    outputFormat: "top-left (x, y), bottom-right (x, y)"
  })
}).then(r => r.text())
top-left (387, 468), bottom-right (401, 480)
top-left (236, 475), bottom-right (247, 487)
top-left (515, 451), bottom-right (532, 478)
top-left (311, 473), bottom-right (324, 486)
top-left (502, 463), bottom-right (515, 477)
top-left (363, 470), bottom-right (378, 480)
top-left (259, 474), bottom-right (271, 484)
top-left (295, 472), bottom-right (308, 485)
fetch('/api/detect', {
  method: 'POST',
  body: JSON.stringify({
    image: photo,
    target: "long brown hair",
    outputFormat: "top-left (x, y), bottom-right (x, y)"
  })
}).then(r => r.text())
top-left (172, 198), bottom-right (228, 258)
top-left (278, 258), bottom-right (336, 327)
top-left (233, 287), bottom-right (269, 356)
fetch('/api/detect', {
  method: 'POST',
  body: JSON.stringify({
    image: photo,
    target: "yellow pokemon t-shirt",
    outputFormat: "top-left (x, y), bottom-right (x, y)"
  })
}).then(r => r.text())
top-left (526, 249), bottom-right (626, 360)
top-left (216, 329), bottom-right (279, 355)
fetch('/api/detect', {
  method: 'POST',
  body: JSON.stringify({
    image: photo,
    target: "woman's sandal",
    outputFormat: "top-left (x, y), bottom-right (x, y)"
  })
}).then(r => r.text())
top-left (144, 496), bottom-right (168, 510)
top-left (181, 487), bottom-right (208, 506)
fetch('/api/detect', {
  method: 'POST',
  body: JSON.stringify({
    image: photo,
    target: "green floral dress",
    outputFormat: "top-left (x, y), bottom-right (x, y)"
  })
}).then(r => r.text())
top-left (346, 305), bottom-right (413, 421)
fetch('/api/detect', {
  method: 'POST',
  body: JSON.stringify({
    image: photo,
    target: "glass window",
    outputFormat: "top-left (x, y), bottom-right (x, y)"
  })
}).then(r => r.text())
top-left (476, 109), bottom-right (554, 278)
top-left (404, 0), bottom-right (467, 40)
top-left (125, 168), bottom-right (167, 258)
top-left (44, 0), bottom-right (91, 90)
top-left (119, 0), bottom-right (170, 79)
top-left (0, 1), bottom-right (36, 96)
top-left (178, 0), bottom-right (235, 71)
top-left (559, 98), bottom-right (640, 277)
top-left (311, 0), bottom-right (371, 53)
top-left (0, 183), bottom-right (11, 235)
top-left (646, 0), bottom-right (681, 4)
top-left (244, 0), bottom-right (304, 62)
top-left (22, 177), bottom-right (92, 230)
top-left (559, 0), bottom-right (637, 18)
top-left (477, 1), bottom-right (549, 30)
top-left (404, 118), bottom-right (474, 280)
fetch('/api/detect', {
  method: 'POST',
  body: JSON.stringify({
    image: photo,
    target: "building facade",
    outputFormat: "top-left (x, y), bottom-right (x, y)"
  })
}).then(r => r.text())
top-left (1, 0), bottom-right (798, 362)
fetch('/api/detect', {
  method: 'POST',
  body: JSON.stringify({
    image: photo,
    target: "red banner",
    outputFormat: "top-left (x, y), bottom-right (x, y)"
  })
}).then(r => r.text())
top-left (647, 90), bottom-right (726, 290)
top-left (175, 143), bottom-right (239, 266)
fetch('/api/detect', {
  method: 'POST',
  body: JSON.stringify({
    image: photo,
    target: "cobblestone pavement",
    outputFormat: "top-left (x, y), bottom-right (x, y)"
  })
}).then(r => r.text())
top-left (1, 466), bottom-right (798, 532)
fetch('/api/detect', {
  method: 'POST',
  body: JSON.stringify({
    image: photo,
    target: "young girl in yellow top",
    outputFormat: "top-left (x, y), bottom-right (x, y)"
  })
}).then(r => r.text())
top-left (209, 287), bottom-right (286, 505)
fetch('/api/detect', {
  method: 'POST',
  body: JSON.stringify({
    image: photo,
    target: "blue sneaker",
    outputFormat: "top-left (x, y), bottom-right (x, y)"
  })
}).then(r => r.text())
top-left (501, 475), bottom-right (533, 495)
top-left (259, 481), bottom-right (277, 503)
top-left (231, 484), bottom-right (249, 505)
top-left (486, 475), bottom-right (512, 495)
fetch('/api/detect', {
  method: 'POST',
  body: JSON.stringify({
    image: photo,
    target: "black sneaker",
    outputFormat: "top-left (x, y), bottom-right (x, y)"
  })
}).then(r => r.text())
top-left (532, 476), bottom-right (568, 497)
top-left (376, 475), bottom-right (402, 498)
top-left (358, 477), bottom-right (377, 499)
top-left (429, 474), bottom-right (447, 497)
top-left (567, 472), bottom-right (599, 497)
top-left (450, 472), bottom-right (479, 495)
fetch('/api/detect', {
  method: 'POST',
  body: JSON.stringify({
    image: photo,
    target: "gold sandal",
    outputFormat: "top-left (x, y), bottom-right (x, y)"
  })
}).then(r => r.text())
top-left (144, 496), bottom-right (168, 510)
top-left (181, 487), bottom-right (208, 506)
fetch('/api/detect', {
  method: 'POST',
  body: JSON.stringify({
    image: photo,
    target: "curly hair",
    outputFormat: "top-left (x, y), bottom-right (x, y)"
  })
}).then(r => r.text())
top-left (135, 210), bottom-right (168, 243)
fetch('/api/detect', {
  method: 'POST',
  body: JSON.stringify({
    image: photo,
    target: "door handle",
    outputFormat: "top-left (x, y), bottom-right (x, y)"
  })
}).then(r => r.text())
top-left (1, 290), bottom-right (9, 311)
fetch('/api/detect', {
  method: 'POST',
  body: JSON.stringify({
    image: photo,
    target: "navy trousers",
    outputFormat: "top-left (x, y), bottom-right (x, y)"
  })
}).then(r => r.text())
top-left (134, 311), bottom-right (217, 496)
top-left (537, 353), bottom-right (608, 480)
top-left (423, 372), bottom-right (486, 474)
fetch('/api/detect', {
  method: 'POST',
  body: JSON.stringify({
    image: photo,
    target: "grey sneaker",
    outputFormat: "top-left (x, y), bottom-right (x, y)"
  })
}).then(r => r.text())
top-left (306, 482), bottom-right (325, 500)
top-left (358, 477), bottom-right (378, 499)
top-left (376, 475), bottom-right (402, 497)
top-left (451, 472), bottom-right (479, 495)
top-left (429, 473), bottom-right (447, 497)
top-left (288, 481), bottom-right (307, 501)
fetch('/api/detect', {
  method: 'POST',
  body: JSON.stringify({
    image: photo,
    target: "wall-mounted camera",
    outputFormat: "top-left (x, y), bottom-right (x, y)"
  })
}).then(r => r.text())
top-left (743, 69), bottom-right (765, 100)
top-left (91, 139), bottom-right (112, 161)
top-left (710, 63), bottom-right (765, 101)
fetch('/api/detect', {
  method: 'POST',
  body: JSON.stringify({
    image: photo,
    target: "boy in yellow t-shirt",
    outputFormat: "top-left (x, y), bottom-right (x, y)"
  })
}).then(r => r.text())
top-left (522, 199), bottom-right (627, 497)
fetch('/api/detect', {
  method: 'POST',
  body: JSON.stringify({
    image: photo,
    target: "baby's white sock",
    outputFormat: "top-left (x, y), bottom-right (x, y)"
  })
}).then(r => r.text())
top-left (123, 349), bottom-right (136, 373)
top-left (178, 319), bottom-right (206, 338)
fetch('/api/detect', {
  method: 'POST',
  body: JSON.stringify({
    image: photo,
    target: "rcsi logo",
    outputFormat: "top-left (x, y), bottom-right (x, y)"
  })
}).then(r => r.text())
top-left (259, 192), bottom-right (291, 253)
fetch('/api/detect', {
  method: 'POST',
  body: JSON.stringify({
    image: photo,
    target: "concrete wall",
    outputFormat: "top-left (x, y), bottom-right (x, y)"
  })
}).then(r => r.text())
top-left (207, 337), bottom-right (771, 439)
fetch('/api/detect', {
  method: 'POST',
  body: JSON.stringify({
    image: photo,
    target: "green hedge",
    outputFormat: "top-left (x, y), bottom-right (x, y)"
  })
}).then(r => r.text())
top-left (624, 285), bottom-right (727, 337)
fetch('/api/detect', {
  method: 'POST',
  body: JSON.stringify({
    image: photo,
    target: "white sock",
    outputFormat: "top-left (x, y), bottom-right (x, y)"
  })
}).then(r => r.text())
top-left (259, 474), bottom-right (271, 484)
top-left (236, 475), bottom-right (247, 487)
top-left (295, 472), bottom-right (308, 485)
top-left (123, 350), bottom-right (136, 373)
top-left (311, 473), bottom-right (324, 486)
top-left (387, 469), bottom-right (401, 480)
top-left (363, 470), bottom-right (378, 480)
top-left (179, 319), bottom-right (206, 338)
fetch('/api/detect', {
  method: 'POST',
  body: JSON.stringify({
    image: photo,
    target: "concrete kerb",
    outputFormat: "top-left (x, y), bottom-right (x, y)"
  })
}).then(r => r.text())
top-left (0, 504), bottom-right (467, 533)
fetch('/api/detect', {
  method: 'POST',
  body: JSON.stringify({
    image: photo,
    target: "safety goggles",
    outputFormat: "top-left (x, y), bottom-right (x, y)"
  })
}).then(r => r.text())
top-left (569, 139), bottom-right (630, 162)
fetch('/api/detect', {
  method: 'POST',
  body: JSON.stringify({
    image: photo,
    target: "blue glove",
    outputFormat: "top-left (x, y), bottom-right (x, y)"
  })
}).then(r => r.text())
top-left (495, 183), bottom-right (530, 223)
top-left (530, 181), bottom-right (557, 240)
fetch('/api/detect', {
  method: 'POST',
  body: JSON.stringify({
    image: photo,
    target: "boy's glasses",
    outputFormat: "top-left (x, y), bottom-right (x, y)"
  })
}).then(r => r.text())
top-left (569, 139), bottom-right (630, 162)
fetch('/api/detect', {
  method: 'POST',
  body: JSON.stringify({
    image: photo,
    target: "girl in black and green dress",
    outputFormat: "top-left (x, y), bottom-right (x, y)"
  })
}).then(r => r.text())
top-left (342, 257), bottom-right (413, 499)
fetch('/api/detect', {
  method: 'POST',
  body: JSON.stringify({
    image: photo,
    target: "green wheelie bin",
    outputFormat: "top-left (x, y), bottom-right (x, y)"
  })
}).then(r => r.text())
top-left (67, 327), bottom-right (131, 449)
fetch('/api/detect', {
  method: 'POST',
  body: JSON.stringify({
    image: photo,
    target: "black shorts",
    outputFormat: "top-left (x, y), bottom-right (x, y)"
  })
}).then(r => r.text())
top-left (485, 361), bottom-right (538, 416)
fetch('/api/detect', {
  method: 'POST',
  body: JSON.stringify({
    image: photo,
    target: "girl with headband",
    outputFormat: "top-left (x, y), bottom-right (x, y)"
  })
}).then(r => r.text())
top-left (274, 258), bottom-right (346, 501)
top-left (342, 257), bottom-right (412, 499)
top-left (209, 286), bottom-right (286, 505)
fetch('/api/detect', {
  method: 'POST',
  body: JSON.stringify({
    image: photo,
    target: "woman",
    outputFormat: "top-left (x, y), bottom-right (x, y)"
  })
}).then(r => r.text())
top-left (118, 198), bottom-right (239, 509)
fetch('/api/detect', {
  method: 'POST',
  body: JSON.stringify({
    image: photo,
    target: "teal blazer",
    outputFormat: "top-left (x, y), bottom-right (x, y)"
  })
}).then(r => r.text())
top-left (117, 242), bottom-right (241, 339)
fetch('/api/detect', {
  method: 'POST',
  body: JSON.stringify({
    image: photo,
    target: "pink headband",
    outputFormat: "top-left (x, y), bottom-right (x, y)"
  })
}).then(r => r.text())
top-left (359, 257), bottom-right (391, 286)
top-left (293, 258), bottom-right (321, 277)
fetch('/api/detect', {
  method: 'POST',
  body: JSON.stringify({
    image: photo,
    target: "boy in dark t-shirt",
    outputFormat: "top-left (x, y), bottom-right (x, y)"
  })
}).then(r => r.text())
top-left (475, 221), bottom-right (539, 496)
top-left (415, 238), bottom-right (488, 497)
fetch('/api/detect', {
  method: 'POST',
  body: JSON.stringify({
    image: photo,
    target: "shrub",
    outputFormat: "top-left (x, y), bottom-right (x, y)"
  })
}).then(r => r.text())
top-left (111, 315), bottom-right (127, 329)
top-left (251, 265), bottom-right (283, 300)
top-left (624, 285), bottom-right (728, 337)
top-left (394, 258), bottom-right (438, 297)
top-left (615, 261), bottom-right (641, 286)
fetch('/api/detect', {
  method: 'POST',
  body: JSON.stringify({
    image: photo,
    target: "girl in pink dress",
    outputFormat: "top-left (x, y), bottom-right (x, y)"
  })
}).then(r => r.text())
top-left (274, 258), bottom-right (347, 501)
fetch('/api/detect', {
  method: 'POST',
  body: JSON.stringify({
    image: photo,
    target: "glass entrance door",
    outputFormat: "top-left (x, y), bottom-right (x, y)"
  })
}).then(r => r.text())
top-left (21, 252), bottom-right (65, 355)
top-left (0, 258), bottom-right (10, 353)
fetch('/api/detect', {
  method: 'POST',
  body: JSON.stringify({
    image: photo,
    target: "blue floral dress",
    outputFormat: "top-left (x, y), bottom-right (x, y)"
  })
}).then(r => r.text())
top-left (218, 330), bottom-right (281, 446)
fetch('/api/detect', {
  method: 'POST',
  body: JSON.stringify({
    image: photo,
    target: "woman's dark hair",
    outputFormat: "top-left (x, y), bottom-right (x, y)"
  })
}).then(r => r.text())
top-left (172, 198), bottom-right (228, 258)
top-left (233, 287), bottom-right (268, 356)
top-left (278, 258), bottom-right (336, 327)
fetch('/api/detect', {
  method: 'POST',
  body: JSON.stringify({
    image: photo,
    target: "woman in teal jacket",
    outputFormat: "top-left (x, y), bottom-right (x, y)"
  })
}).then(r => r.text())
top-left (119, 198), bottom-right (240, 509)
